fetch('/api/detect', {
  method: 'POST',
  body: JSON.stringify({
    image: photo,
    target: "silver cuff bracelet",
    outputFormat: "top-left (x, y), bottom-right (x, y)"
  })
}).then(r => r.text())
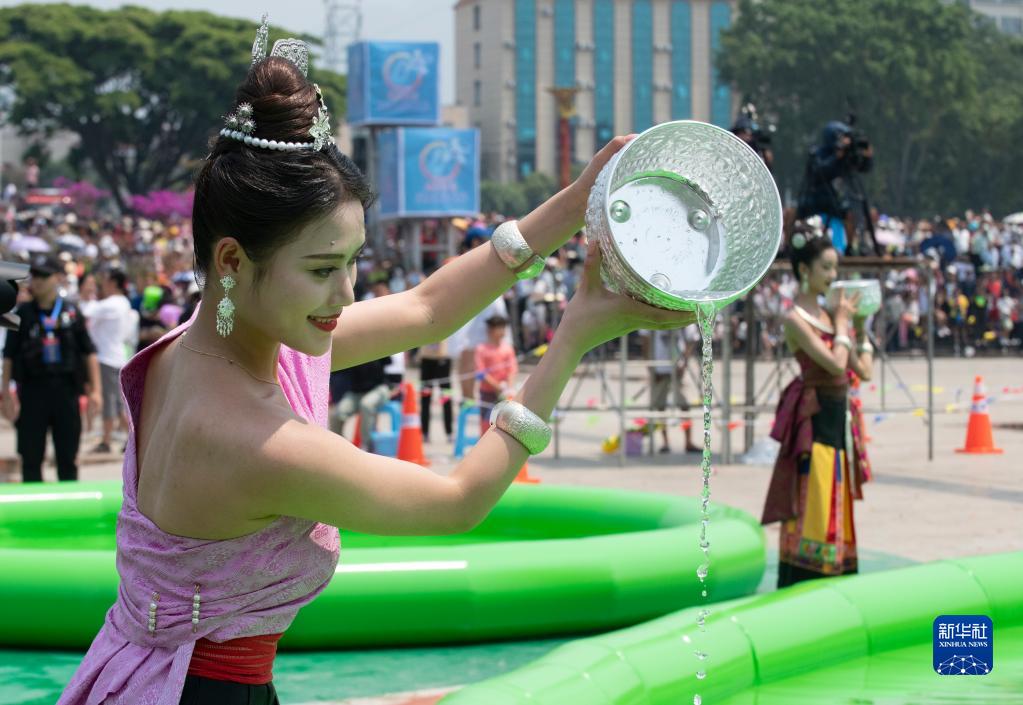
top-left (489, 400), bottom-right (552, 455)
top-left (492, 220), bottom-right (545, 280)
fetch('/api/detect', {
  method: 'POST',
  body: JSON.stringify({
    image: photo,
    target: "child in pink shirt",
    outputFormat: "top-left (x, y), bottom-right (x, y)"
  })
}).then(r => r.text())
top-left (475, 315), bottom-right (518, 434)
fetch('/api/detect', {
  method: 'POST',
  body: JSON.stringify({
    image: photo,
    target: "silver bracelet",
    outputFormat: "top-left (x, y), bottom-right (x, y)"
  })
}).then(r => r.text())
top-left (833, 334), bottom-right (852, 351)
top-left (489, 400), bottom-right (551, 455)
top-left (491, 220), bottom-right (545, 280)
top-left (858, 341), bottom-right (874, 354)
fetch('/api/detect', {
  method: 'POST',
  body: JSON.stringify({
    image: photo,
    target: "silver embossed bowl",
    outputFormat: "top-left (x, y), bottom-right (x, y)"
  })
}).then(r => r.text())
top-left (585, 120), bottom-right (782, 312)
top-left (827, 279), bottom-right (882, 318)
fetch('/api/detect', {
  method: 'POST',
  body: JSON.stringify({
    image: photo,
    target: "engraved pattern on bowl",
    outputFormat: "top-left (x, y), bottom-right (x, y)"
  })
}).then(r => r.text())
top-left (585, 121), bottom-right (782, 312)
top-left (827, 279), bottom-right (882, 318)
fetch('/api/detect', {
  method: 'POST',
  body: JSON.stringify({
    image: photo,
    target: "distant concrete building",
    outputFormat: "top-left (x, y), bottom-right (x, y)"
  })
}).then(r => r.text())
top-left (963, 0), bottom-right (1023, 34)
top-left (455, 0), bottom-right (736, 182)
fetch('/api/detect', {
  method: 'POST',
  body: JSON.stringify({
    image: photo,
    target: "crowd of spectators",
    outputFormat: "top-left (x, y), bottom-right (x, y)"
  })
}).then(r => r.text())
top-left (1, 180), bottom-right (1020, 461)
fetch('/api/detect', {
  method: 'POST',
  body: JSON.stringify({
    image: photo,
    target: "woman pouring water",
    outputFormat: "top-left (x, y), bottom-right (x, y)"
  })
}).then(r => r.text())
top-left (56, 17), bottom-right (695, 705)
top-left (761, 231), bottom-right (874, 588)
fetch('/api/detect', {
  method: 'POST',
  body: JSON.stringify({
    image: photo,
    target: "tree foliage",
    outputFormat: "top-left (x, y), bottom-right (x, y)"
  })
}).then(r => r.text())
top-left (481, 171), bottom-right (558, 217)
top-left (719, 0), bottom-right (1023, 216)
top-left (0, 4), bottom-right (346, 211)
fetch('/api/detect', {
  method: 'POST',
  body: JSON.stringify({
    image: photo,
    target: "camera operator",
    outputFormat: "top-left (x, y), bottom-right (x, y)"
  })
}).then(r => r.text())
top-left (797, 121), bottom-right (874, 255)
top-left (731, 106), bottom-right (774, 171)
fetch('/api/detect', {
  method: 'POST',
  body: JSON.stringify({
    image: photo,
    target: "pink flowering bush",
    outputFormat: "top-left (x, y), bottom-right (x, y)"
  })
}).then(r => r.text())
top-left (54, 177), bottom-right (110, 218)
top-left (130, 190), bottom-right (194, 220)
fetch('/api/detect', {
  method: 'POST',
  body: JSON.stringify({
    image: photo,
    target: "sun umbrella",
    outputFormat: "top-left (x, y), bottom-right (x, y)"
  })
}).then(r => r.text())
top-left (8, 235), bottom-right (51, 254)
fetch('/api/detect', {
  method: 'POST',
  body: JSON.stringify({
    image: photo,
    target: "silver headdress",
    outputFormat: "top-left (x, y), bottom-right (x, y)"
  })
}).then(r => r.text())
top-left (222, 12), bottom-right (332, 152)
top-left (251, 14), bottom-right (311, 77)
top-left (251, 13), bottom-right (270, 64)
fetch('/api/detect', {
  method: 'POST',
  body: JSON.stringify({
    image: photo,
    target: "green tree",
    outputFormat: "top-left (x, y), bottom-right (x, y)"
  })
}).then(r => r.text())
top-left (520, 171), bottom-right (558, 212)
top-left (718, 0), bottom-right (1023, 216)
top-left (481, 179), bottom-right (528, 217)
top-left (0, 4), bottom-right (346, 211)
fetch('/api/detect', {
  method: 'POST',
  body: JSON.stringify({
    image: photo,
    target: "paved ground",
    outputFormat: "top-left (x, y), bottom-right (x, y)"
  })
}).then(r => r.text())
top-left (4, 355), bottom-right (1020, 705)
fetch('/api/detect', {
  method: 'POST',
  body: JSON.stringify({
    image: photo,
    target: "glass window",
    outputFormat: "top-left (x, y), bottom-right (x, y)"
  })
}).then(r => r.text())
top-left (1000, 15), bottom-right (1023, 33)
top-left (474, 42), bottom-right (481, 69)
top-left (709, 1), bottom-right (731, 128)
top-left (593, 0), bottom-right (615, 145)
top-left (632, 0), bottom-right (653, 132)
top-left (554, 0), bottom-right (576, 88)
top-left (671, 1), bottom-right (692, 120)
top-left (474, 80), bottom-right (482, 106)
top-left (515, 0), bottom-right (537, 177)
top-left (473, 4), bottom-right (481, 31)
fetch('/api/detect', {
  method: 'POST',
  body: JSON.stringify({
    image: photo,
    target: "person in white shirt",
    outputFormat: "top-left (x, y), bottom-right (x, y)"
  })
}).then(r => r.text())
top-left (80, 269), bottom-right (133, 453)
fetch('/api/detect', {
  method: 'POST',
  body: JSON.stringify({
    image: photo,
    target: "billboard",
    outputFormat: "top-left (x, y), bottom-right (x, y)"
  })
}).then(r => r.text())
top-left (346, 42), bottom-right (440, 126)
top-left (376, 127), bottom-right (480, 218)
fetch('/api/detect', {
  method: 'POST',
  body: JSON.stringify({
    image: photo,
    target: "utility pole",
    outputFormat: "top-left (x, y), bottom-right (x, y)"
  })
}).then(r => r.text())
top-left (323, 0), bottom-right (363, 74)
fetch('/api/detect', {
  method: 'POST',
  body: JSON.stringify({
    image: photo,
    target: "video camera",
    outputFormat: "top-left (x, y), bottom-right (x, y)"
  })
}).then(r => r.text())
top-left (0, 261), bottom-right (30, 330)
top-left (731, 103), bottom-right (775, 167)
top-left (843, 113), bottom-right (872, 174)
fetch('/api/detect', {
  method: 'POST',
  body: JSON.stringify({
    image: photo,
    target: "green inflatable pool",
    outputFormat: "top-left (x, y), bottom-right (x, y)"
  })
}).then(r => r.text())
top-left (0, 481), bottom-right (765, 650)
top-left (439, 552), bottom-right (1023, 704)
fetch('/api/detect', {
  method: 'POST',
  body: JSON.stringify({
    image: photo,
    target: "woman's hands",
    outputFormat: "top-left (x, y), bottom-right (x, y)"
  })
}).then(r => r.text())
top-left (517, 135), bottom-right (638, 261)
top-left (833, 288), bottom-right (861, 324)
top-left (558, 238), bottom-right (697, 352)
top-left (567, 135), bottom-right (637, 206)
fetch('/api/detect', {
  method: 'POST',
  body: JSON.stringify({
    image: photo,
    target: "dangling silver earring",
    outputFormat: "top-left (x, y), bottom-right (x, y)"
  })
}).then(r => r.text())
top-left (216, 275), bottom-right (236, 337)
top-left (800, 278), bottom-right (809, 295)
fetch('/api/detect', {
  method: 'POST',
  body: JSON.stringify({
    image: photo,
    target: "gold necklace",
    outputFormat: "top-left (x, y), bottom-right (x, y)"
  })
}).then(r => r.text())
top-left (178, 335), bottom-right (280, 387)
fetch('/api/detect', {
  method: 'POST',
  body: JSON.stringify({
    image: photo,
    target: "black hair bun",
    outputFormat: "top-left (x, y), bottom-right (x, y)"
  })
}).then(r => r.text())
top-left (235, 57), bottom-right (318, 144)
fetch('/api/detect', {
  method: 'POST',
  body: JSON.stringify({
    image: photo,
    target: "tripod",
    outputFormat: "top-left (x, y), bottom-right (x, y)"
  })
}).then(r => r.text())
top-left (844, 170), bottom-right (882, 257)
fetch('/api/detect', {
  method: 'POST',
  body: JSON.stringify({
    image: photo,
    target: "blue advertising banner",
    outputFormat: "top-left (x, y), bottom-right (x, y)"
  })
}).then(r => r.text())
top-left (376, 128), bottom-right (480, 218)
top-left (346, 42), bottom-right (440, 126)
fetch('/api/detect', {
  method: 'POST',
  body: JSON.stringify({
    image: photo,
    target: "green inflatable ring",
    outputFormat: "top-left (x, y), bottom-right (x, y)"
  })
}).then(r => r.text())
top-left (440, 552), bottom-right (1023, 704)
top-left (0, 480), bottom-right (766, 649)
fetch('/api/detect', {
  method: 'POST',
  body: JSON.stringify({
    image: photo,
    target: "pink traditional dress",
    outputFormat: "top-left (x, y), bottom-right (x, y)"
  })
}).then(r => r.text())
top-left (58, 311), bottom-right (340, 704)
top-left (761, 305), bottom-right (871, 588)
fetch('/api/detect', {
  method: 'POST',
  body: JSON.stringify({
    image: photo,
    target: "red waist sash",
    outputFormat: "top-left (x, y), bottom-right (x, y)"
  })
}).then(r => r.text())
top-left (187, 633), bottom-right (284, 685)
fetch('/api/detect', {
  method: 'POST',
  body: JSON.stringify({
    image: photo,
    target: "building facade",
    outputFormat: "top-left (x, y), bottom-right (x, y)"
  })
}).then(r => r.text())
top-left (455, 0), bottom-right (736, 182)
top-left (964, 0), bottom-right (1023, 34)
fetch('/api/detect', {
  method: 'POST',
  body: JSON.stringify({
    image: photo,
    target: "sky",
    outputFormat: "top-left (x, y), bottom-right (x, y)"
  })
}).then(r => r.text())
top-left (0, 0), bottom-right (457, 102)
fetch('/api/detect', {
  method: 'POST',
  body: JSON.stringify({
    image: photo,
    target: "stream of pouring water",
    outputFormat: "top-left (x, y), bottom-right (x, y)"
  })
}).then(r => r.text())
top-left (692, 302), bottom-right (717, 705)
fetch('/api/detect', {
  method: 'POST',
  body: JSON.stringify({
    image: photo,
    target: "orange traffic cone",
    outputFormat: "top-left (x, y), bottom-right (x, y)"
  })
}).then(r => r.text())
top-left (514, 460), bottom-right (541, 484)
top-left (397, 382), bottom-right (430, 466)
top-left (351, 416), bottom-right (362, 450)
top-left (956, 376), bottom-right (1002, 454)
top-left (497, 393), bottom-right (540, 483)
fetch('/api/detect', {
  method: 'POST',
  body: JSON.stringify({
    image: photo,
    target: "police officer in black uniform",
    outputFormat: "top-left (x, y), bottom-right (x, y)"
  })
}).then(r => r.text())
top-left (2, 253), bottom-right (101, 482)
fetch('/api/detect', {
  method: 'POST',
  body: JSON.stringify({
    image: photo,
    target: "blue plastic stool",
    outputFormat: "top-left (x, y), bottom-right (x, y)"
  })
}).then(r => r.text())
top-left (453, 405), bottom-right (481, 459)
top-left (370, 401), bottom-right (404, 457)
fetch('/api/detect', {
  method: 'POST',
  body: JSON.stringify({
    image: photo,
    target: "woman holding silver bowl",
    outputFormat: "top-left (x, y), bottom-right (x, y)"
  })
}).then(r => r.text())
top-left (761, 233), bottom-right (875, 588)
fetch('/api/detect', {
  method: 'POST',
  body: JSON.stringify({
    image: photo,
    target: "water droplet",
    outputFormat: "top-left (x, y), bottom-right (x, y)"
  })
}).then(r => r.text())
top-left (702, 589), bottom-right (707, 597)
top-left (610, 200), bottom-right (631, 223)
top-left (695, 650), bottom-right (708, 661)
top-left (696, 670), bottom-right (706, 680)
top-left (694, 696), bottom-right (702, 705)
top-left (696, 563), bottom-right (708, 580)
top-left (650, 272), bottom-right (671, 290)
